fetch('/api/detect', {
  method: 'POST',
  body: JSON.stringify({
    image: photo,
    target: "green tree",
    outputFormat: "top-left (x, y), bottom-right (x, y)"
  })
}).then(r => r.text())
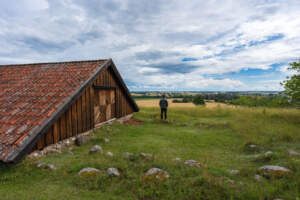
top-left (193, 95), bottom-right (205, 105)
top-left (281, 60), bottom-right (300, 107)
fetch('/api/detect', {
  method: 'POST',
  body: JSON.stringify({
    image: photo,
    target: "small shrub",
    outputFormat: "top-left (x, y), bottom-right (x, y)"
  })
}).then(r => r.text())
top-left (193, 95), bottom-right (205, 105)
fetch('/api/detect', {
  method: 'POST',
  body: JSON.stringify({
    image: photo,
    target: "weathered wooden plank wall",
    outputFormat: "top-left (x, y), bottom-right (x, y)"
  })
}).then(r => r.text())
top-left (34, 66), bottom-right (134, 150)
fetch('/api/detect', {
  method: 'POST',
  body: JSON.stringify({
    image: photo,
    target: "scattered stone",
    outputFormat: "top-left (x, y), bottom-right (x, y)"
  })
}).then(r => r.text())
top-left (225, 177), bottom-right (235, 184)
top-left (64, 139), bottom-right (73, 147)
top-left (229, 170), bottom-right (240, 175)
top-left (144, 168), bottom-right (170, 182)
top-left (27, 151), bottom-right (42, 159)
top-left (45, 148), bottom-right (61, 155)
top-left (140, 152), bottom-right (153, 159)
top-left (123, 152), bottom-right (134, 158)
top-left (260, 165), bottom-right (290, 176)
top-left (106, 152), bottom-right (114, 157)
top-left (45, 164), bottom-right (57, 171)
top-left (75, 135), bottom-right (89, 146)
top-left (78, 168), bottom-right (100, 177)
top-left (289, 149), bottom-right (300, 156)
top-left (67, 150), bottom-right (73, 155)
top-left (89, 145), bottom-right (103, 154)
top-left (107, 168), bottom-right (120, 177)
top-left (36, 162), bottom-right (45, 168)
top-left (254, 174), bottom-right (262, 181)
top-left (249, 144), bottom-right (256, 148)
top-left (172, 157), bottom-right (181, 162)
top-left (264, 151), bottom-right (273, 156)
top-left (104, 138), bottom-right (110, 143)
top-left (184, 160), bottom-right (201, 168)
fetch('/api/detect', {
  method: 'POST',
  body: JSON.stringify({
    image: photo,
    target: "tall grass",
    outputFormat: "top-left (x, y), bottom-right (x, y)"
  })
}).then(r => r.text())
top-left (0, 106), bottom-right (299, 199)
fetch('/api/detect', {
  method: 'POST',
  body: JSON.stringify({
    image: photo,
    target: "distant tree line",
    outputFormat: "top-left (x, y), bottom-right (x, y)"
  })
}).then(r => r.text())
top-left (228, 96), bottom-right (291, 108)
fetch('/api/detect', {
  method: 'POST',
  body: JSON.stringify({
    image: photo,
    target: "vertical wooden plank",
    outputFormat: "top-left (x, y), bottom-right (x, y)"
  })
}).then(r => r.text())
top-left (37, 136), bottom-right (44, 150)
top-left (46, 127), bottom-right (53, 145)
top-left (82, 91), bottom-right (87, 132)
top-left (77, 97), bottom-right (82, 133)
top-left (67, 109), bottom-right (72, 138)
top-left (86, 88), bottom-right (91, 130)
top-left (90, 86), bottom-right (95, 128)
top-left (71, 103), bottom-right (77, 136)
top-left (53, 121), bottom-right (60, 143)
top-left (60, 113), bottom-right (66, 140)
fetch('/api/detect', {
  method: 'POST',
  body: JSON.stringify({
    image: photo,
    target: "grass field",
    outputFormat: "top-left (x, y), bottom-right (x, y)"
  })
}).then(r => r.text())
top-left (0, 106), bottom-right (300, 199)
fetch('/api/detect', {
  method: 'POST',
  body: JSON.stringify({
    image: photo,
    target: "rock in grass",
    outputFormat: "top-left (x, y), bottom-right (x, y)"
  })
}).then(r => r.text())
top-left (140, 152), bottom-right (153, 159)
top-left (89, 145), bottom-right (103, 154)
top-left (75, 135), bottom-right (89, 146)
top-left (260, 165), bottom-right (290, 176)
top-left (254, 174), bottom-right (262, 181)
top-left (229, 170), bottom-right (240, 175)
top-left (104, 138), bottom-right (110, 143)
top-left (45, 164), bottom-right (57, 171)
top-left (107, 168), bottom-right (120, 177)
top-left (144, 168), bottom-right (170, 182)
top-left (27, 151), bottom-right (43, 159)
top-left (106, 152), bottom-right (114, 157)
top-left (184, 160), bottom-right (201, 168)
top-left (78, 168), bottom-right (100, 177)
top-left (172, 157), bottom-right (181, 162)
top-left (264, 151), bottom-right (273, 156)
top-left (289, 149), bottom-right (300, 156)
top-left (36, 162), bottom-right (45, 168)
top-left (45, 148), bottom-right (61, 155)
top-left (123, 152), bottom-right (134, 158)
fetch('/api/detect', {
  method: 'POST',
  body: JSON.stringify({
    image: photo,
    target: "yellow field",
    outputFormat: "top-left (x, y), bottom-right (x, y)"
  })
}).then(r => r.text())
top-left (136, 98), bottom-right (233, 108)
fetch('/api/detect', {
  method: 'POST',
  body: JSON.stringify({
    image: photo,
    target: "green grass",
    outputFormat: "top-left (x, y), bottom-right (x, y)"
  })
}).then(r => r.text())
top-left (1, 106), bottom-right (300, 199)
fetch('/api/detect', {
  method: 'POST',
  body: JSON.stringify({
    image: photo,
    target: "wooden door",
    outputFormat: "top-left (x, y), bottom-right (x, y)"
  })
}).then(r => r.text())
top-left (94, 89), bottom-right (116, 124)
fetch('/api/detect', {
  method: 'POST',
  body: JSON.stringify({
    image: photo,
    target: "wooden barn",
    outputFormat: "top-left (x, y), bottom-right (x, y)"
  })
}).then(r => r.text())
top-left (0, 59), bottom-right (139, 163)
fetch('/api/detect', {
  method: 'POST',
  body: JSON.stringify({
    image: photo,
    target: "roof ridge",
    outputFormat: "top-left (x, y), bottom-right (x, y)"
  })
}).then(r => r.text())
top-left (0, 59), bottom-right (110, 67)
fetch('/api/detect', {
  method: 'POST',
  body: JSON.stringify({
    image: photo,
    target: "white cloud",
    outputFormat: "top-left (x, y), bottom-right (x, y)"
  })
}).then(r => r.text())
top-left (0, 0), bottom-right (300, 91)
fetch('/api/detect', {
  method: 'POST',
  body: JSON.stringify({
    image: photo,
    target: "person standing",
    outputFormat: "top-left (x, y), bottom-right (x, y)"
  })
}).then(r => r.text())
top-left (159, 94), bottom-right (168, 120)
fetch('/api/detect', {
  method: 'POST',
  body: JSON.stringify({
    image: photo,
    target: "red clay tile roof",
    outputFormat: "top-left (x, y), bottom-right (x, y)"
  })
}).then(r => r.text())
top-left (0, 59), bottom-right (108, 162)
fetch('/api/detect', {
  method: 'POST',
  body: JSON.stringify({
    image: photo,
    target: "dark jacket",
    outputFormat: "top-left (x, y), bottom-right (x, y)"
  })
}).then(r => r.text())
top-left (159, 99), bottom-right (168, 109)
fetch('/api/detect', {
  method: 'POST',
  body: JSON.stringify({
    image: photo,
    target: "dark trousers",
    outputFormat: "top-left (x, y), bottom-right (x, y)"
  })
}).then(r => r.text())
top-left (161, 108), bottom-right (167, 120)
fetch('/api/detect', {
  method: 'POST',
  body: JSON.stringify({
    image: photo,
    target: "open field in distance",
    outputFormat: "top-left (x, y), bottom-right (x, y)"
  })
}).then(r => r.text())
top-left (136, 98), bottom-right (235, 108)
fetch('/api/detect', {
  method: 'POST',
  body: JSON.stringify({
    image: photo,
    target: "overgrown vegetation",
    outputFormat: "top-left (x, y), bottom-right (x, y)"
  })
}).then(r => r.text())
top-left (0, 106), bottom-right (299, 199)
top-left (228, 96), bottom-right (291, 108)
top-left (281, 60), bottom-right (300, 107)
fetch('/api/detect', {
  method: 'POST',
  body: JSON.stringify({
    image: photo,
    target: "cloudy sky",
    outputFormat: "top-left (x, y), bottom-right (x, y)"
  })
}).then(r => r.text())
top-left (0, 0), bottom-right (299, 91)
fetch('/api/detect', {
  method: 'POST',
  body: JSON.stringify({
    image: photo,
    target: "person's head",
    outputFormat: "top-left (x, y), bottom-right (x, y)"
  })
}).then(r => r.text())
top-left (162, 94), bottom-right (166, 99)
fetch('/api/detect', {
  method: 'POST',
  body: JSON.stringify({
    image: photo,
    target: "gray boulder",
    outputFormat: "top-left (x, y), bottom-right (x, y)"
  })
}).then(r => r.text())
top-left (123, 152), bottom-right (134, 158)
top-left (184, 160), bottom-right (201, 168)
top-left (36, 162), bottom-right (45, 168)
top-left (107, 168), bottom-right (120, 177)
top-left (289, 149), bottom-right (299, 156)
top-left (229, 170), bottom-right (240, 175)
top-left (45, 164), bottom-right (57, 171)
top-left (260, 165), bottom-right (290, 176)
top-left (106, 152), bottom-right (114, 157)
top-left (104, 138), bottom-right (110, 143)
top-left (254, 174), bottom-right (262, 181)
top-left (172, 157), bottom-right (181, 162)
top-left (144, 168), bottom-right (170, 182)
top-left (140, 152), bottom-right (153, 159)
top-left (75, 135), bottom-right (89, 146)
top-left (264, 151), bottom-right (273, 156)
top-left (78, 167), bottom-right (100, 177)
top-left (89, 145), bottom-right (103, 154)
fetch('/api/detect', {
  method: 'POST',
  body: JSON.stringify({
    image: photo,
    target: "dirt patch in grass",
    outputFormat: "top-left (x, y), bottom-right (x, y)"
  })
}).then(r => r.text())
top-left (123, 119), bottom-right (143, 126)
